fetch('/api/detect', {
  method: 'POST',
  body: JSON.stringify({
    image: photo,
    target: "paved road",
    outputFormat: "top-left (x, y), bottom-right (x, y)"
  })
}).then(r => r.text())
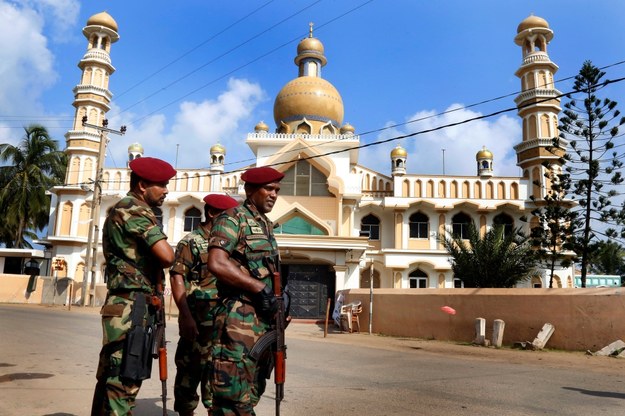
top-left (1, 304), bottom-right (624, 416)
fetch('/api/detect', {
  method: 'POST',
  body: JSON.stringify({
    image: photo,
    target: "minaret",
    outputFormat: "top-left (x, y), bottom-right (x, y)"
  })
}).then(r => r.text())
top-left (513, 15), bottom-right (564, 199)
top-left (64, 11), bottom-right (119, 187)
top-left (42, 12), bottom-right (119, 292)
top-left (476, 146), bottom-right (493, 177)
top-left (390, 145), bottom-right (407, 177)
top-left (209, 143), bottom-right (226, 191)
top-left (127, 143), bottom-right (144, 165)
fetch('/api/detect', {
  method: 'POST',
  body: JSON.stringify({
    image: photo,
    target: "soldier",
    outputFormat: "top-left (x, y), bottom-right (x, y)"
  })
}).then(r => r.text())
top-left (91, 157), bottom-right (176, 416)
top-left (170, 194), bottom-right (239, 416)
top-left (207, 166), bottom-right (284, 416)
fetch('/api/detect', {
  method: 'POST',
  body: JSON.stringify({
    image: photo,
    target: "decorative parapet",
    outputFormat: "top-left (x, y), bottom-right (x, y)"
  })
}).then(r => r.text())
top-left (246, 132), bottom-right (360, 144)
top-left (514, 88), bottom-right (562, 105)
top-left (513, 137), bottom-right (568, 153)
top-left (72, 85), bottom-right (113, 102)
top-left (81, 49), bottom-right (113, 66)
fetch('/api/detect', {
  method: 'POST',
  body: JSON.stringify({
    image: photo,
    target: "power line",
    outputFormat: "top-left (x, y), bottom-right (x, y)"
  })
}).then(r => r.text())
top-left (114, 0), bottom-right (277, 100)
top-left (121, 0), bottom-right (374, 125)
top-left (53, 76), bottom-right (625, 188)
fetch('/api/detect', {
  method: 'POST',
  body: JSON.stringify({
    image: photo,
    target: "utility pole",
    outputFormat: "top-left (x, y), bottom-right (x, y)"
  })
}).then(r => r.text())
top-left (81, 117), bottom-right (126, 306)
top-left (442, 148), bottom-right (446, 175)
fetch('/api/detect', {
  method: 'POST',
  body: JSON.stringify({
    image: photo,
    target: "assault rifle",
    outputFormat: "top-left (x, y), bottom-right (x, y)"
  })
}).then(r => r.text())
top-left (249, 269), bottom-right (287, 416)
top-left (152, 271), bottom-right (168, 416)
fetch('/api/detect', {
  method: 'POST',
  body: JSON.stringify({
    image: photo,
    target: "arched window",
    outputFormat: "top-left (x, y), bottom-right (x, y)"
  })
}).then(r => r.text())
top-left (409, 269), bottom-right (428, 288)
top-left (452, 212), bottom-right (472, 239)
top-left (281, 160), bottom-right (331, 196)
top-left (360, 214), bottom-right (380, 240)
top-left (275, 216), bottom-right (326, 235)
top-left (409, 212), bottom-right (429, 239)
top-left (184, 207), bottom-right (202, 232)
top-left (493, 213), bottom-right (514, 236)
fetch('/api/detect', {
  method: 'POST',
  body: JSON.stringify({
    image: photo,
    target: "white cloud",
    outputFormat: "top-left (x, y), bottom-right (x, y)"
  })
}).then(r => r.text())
top-left (105, 78), bottom-right (266, 170)
top-left (21, 0), bottom-right (80, 41)
top-left (359, 105), bottom-right (522, 178)
top-left (0, 0), bottom-right (79, 146)
top-left (0, 2), bottom-right (56, 116)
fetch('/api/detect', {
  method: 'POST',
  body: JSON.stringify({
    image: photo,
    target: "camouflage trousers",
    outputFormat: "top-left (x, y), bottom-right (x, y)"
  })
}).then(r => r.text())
top-left (91, 294), bottom-right (150, 416)
top-left (210, 298), bottom-right (272, 416)
top-left (174, 298), bottom-right (217, 414)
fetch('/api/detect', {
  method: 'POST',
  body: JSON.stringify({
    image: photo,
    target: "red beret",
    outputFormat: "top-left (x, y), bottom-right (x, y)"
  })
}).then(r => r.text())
top-left (129, 157), bottom-right (176, 182)
top-left (203, 194), bottom-right (239, 210)
top-left (241, 166), bottom-right (284, 185)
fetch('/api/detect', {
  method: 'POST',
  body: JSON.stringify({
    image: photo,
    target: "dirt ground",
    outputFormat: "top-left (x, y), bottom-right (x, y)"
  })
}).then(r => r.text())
top-left (27, 303), bottom-right (625, 376)
top-left (287, 321), bottom-right (625, 376)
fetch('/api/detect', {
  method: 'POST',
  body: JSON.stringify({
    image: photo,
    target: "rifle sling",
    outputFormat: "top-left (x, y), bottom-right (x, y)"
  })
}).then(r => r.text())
top-left (130, 292), bottom-right (147, 327)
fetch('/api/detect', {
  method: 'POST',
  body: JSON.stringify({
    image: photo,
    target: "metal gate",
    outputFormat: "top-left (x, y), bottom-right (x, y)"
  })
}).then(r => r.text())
top-left (284, 264), bottom-right (335, 319)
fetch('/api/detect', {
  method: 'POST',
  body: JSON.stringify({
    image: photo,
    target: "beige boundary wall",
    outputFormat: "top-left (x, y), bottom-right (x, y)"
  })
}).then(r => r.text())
top-left (0, 274), bottom-right (180, 314)
top-left (341, 288), bottom-right (625, 351)
top-left (4, 274), bottom-right (624, 351)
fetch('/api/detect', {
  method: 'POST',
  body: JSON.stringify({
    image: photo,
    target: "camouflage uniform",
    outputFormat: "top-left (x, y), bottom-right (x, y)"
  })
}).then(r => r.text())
top-left (209, 199), bottom-right (279, 416)
top-left (170, 223), bottom-right (218, 414)
top-left (91, 191), bottom-right (168, 416)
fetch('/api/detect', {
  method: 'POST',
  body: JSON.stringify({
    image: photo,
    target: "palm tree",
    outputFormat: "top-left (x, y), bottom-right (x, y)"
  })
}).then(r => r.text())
top-left (0, 125), bottom-right (67, 248)
top-left (441, 223), bottom-right (538, 288)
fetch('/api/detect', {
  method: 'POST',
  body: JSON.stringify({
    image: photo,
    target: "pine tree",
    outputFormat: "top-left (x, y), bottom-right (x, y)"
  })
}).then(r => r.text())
top-left (526, 167), bottom-right (579, 288)
top-left (557, 60), bottom-right (625, 287)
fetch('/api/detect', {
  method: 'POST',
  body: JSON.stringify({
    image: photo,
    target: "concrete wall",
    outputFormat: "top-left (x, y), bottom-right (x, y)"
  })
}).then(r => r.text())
top-left (0, 274), bottom-right (179, 315)
top-left (342, 288), bottom-right (625, 351)
top-left (4, 274), bottom-right (624, 351)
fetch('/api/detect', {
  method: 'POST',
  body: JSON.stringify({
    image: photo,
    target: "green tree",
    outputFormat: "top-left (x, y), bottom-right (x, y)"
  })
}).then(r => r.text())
top-left (441, 223), bottom-right (538, 288)
top-left (557, 60), bottom-right (625, 287)
top-left (588, 240), bottom-right (625, 276)
top-left (527, 168), bottom-right (579, 288)
top-left (0, 125), bottom-right (67, 248)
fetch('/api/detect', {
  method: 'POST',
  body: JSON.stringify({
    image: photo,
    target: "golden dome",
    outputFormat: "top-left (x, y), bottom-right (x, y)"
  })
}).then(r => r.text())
top-left (476, 146), bottom-right (493, 160)
top-left (340, 123), bottom-right (355, 134)
top-left (273, 77), bottom-right (344, 128)
top-left (128, 142), bottom-right (143, 153)
top-left (87, 11), bottom-right (118, 32)
top-left (295, 37), bottom-right (327, 66)
top-left (254, 121), bottom-right (270, 132)
top-left (517, 15), bottom-right (549, 33)
top-left (211, 143), bottom-right (226, 154)
top-left (391, 145), bottom-right (407, 158)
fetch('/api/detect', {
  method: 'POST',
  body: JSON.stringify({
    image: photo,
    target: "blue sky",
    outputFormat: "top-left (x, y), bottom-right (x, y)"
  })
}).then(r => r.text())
top-left (2, 0), bottom-right (625, 178)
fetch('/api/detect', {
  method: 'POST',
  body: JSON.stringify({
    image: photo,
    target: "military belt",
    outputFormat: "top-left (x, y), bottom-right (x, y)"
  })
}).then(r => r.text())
top-left (109, 290), bottom-right (153, 303)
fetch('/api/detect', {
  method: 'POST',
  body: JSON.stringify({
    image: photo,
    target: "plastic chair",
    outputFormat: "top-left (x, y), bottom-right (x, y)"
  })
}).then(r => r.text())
top-left (350, 301), bottom-right (362, 333)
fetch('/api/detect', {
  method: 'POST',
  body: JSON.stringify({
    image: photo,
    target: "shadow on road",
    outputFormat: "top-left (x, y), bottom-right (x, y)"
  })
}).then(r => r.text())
top-left (563, 387), bottom-right (625, 400)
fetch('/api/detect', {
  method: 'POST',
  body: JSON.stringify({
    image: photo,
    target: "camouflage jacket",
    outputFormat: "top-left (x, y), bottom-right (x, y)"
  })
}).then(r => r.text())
top-left (209, 199), bottom-right (279, 297)
top-left (102, 191), bottom-right (168, 293)
top-left (170, 222), bottom-right (217, 300)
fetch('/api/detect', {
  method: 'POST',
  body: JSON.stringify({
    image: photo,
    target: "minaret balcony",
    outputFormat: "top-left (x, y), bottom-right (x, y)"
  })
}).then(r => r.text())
top-left (514, 137), bottom-right (569, 153)
top-left (79, 50), bottom-right (116, 72)
top-left (72, 85), bottom-right (113, 101)
top-left (514, 88), bottom-right (562, 106)
top-left (521, 52), bottom-right (550, 65)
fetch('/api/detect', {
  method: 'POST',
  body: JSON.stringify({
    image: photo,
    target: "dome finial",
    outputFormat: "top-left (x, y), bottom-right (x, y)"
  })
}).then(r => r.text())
top-left (309, 22), bottom-right (314, 38)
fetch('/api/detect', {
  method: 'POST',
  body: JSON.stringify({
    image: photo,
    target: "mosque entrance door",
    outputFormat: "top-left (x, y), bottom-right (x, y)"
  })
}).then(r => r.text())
top-left (284, 264), bottom-right (335, 319)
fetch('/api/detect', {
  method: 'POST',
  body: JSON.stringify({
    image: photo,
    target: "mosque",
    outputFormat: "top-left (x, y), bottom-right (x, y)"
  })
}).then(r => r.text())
top-left (41, 12), bottom-right (575, 318)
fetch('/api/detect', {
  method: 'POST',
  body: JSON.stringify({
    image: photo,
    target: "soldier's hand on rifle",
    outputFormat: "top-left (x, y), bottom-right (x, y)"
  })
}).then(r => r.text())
top-left (252, 284), bottom-right (278, 320)
top-left (282, 289), bottom-right (292, 328)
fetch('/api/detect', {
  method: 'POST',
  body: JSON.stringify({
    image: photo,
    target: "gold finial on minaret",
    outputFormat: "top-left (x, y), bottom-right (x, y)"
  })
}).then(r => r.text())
top-left (309, 22), bottom-right (314, 38)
